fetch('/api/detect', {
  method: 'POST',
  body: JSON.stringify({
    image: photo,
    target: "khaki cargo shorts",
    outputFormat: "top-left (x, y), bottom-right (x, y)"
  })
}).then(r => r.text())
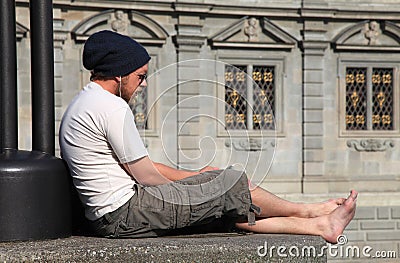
top-left (91, 169), bottom-right (256, 238)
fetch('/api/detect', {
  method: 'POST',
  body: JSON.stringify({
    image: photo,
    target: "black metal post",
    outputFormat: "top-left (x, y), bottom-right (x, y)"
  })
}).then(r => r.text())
top-left (0, 0), bottom-right (72, 242)
top-left (0, 0), bottom-right (18, 152)
top-left (30, 0), bottom-right (55, 155)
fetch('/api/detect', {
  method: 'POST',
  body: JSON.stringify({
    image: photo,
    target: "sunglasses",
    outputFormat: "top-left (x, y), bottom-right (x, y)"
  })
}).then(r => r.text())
top-left (134, 73), bottom-right (147, 85)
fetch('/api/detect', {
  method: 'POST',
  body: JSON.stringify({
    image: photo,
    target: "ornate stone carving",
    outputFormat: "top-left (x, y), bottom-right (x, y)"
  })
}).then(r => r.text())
top-left (111, 10), bottom-right (127, 33)
top-left (72, 10), bottom-right (168, 45)
top-left (333, 20), bottom-right (400, 51)
top-left (209, 16), bottom-right (296, 49)
top-left (225, 138), bottom-right (275, 151)
top-left (346, 139), bottom-right (394, 152)
top-left (244, 17), bottom-right (258, 42)
top-left (363, 21), bottom-right (381, 45)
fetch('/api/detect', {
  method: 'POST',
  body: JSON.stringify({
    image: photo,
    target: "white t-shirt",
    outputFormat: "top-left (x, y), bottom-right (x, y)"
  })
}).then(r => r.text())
top-left (59, 82), bottom-right (148, 220)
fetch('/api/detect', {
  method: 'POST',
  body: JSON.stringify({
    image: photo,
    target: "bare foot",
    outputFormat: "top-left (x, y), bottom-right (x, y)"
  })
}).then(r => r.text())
top-left (319, 190), bottom-right (358, 243)
top-left (305, 197), bottom-right (346, 218)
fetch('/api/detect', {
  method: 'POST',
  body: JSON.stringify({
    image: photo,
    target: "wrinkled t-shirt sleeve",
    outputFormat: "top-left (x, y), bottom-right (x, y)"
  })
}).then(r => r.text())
top-left (106, 106), bottom-right (148, 163)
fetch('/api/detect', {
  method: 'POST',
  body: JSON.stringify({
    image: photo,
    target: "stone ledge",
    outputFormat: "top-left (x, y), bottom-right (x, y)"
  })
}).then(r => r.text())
top-left (0, 233), bottom-right (327, 262)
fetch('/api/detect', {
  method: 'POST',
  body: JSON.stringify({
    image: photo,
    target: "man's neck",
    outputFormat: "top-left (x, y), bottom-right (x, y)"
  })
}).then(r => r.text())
top-left (93, 80), bottom-right (118, 96)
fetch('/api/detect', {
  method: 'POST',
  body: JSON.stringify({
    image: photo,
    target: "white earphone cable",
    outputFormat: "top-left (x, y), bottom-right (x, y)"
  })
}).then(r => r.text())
top-left (118, 76), bottom-right (122, 97)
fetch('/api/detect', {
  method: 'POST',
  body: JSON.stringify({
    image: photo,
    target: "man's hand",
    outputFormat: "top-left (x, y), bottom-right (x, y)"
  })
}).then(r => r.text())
top-left (199, 166), bottom-right (220, 173)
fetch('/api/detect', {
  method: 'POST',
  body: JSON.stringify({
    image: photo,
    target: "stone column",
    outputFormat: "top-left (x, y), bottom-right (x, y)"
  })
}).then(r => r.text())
top-left (300, 21), bottom-right (329, 193)
top-left (53, 14), bottom-right (68, 156)
top-left (173, 13), bottom-right (206, 170)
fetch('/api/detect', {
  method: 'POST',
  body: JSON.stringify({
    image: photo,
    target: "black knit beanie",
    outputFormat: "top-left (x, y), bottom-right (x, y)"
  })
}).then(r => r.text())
top-left (83, 30), bottom-right (151, 77)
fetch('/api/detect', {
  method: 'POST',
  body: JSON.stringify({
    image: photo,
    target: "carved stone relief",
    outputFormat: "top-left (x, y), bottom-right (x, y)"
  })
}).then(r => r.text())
top-left (225, 138), bottom-right (275, 151)
top-left (362, 21), bottom-right (381, 45)
top-left (347, 139), bottom-right (394, 152)
top-left (244, 17), bottom-right (259, 42)
top-left (333, 20), bottom-right (400, 51)
top-left (111, 10), bottom-right (128, 34)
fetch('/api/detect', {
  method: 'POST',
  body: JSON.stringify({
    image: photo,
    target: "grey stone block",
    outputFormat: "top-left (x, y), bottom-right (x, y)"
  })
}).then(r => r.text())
top-left (304, 162), bottom-right (324, 175)
top-left (386, 151), bottom-right (400, 163)
top-left (178, 95), bottom-right (200, 108)
top-left (268, 162), bottom-right (301, 177)
top-left (342, 231), bottom-right (365, 242)
top-left (179, 67), bottom-right (203, 81)
top-left (178, 108), bottom-right (200, 122)
top-left (304, 70), bottom-right (323, 83)
top-left (177, 122), bottom-right (200, 136)
top-left (304, 97), bottom-right (324, 110)
top-left (54, 63), bottom-right (63, 78)
top-left (55, 92), bottom-right (62, 107)
top-left (391, 207), bottom-right (400, 219)
top-left (0, 234), bottom-right (327, 263)
top-left (55, 108), bottom-right (64, 122)
top-left (304, 123), bottom-right (323, 136)
top-left (304, 56), bottom-right (323, 70)
top-left (304, 150), bottom-right (325, 162)
top-left (344, 221), bottom-right (359, 231)
top-left (178, 52), bottom-right (201, 62)
top-left (54, 48), bottom-right (63, 62)
top-left (302, 181), bottom-right (329, 194)
top-left (377, 207), bottom-right (390, 219)
top-left (304, 84), bottom-right (324, 96)
top-left (360, 221), bottom-right (396, 230)
top-left (54, 78), bottom-right (63, 92)
top-left (178, 149), bottom-right (202, 161)
top-left (324, 151), bottom-right (347, 163)
top-left (367, 231), bottom-right (400, 241)
top-left (354, 207), bottom-right (376, 220)
top-left (362, 162), bottom-right (380, 175)
top-left (303, 137), bottom-right (323, 149)
top-left (304, 110), bottom-right (323, 122)
top-left (178, 81), bottom-right (200, 95)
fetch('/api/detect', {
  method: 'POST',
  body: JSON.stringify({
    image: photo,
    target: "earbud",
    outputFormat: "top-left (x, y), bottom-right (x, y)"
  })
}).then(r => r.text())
top-left (118, 76), bottom-right (122, 97)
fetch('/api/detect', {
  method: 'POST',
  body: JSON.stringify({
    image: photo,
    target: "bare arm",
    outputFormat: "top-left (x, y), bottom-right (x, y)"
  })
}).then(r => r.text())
top-left (122, 156), bottom-right (219, 185)
top-left (152, 162), bottom-right (198, 181)
top-left (152, 162), bottom-right (220, 181)
top-left (122, 156), bottom-right (170, 186)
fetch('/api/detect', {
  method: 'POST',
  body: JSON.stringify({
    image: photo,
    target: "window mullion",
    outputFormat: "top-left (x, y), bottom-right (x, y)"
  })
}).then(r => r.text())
top-left (367, 67), bottom-right (373, 130)
top-left (247, 64), bottom-right (254, 131)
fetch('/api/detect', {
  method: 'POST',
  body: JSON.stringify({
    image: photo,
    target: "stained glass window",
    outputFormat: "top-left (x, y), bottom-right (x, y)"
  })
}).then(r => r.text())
top-left (252, 66), bottom-right (275, 130)
top-left (345, 68), bottom-right (367, 130)
top-left (372, 68), bottom-right (393, 130)
top-left (345, 67), bottom-right (393, 131)
top-left (225, 65), bottom-right (247, 129)
top-left (225, 64), bottom-right (276, 130)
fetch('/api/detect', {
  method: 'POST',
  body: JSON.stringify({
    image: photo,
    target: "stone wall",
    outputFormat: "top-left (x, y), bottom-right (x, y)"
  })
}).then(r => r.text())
top-left (14, 0), bottom-right (400, 258)
top-left (330, 206), bottom-right (400, 262)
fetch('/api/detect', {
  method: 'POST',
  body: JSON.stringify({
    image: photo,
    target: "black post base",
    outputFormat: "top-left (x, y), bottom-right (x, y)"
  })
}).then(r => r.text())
top-left (0, 149), bottom-right (71, 241)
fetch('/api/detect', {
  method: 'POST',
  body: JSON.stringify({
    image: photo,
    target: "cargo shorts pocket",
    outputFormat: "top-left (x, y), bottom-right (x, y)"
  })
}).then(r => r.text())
top-left (121, 185), bottom-right (174, 234)
top-left (137, 185), bottom-right (166, 211)
top-left (115, 217), bottom-right (156, 238)
top-left (188, 196), bottom-right (225, 226)
top-left (114, 195), bottom-right (166, 238)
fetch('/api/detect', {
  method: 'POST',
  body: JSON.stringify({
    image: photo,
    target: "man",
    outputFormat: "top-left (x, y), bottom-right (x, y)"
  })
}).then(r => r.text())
top-left (60, 30), bottom-right (357, 243)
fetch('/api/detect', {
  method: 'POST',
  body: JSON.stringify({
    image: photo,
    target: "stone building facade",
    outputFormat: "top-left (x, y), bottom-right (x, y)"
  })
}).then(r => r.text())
top-left (15, 0), bottom-right (400, 260)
